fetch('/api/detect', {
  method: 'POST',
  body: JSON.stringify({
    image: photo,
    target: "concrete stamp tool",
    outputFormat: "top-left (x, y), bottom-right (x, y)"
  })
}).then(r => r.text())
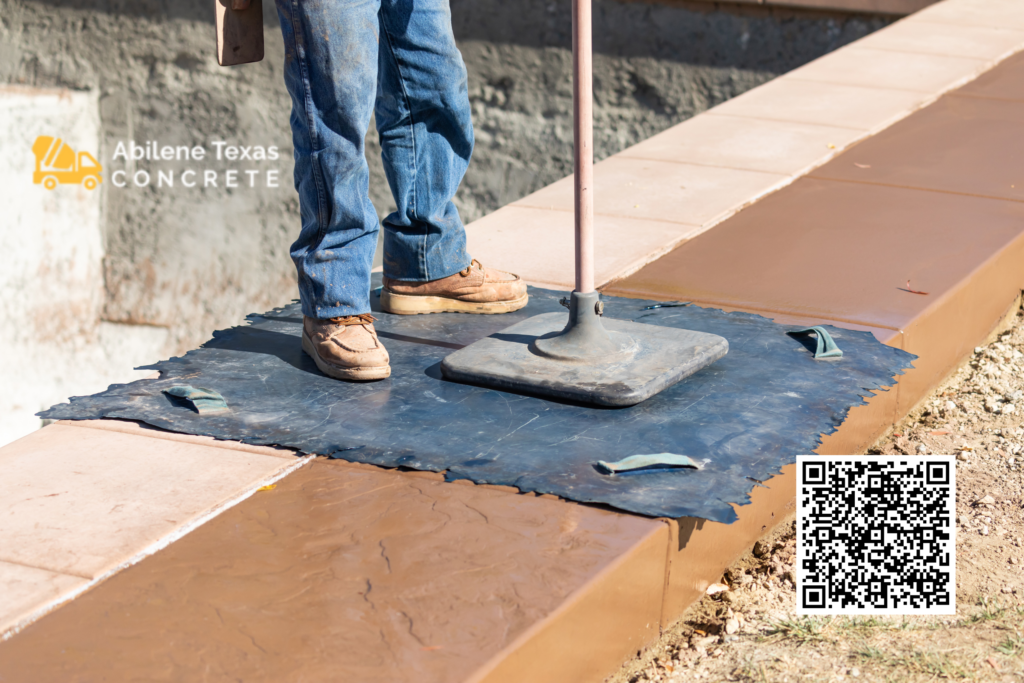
top-left (215, 0), bottom-right (264, 67)
top-left (441, 0), bottom-right (728, 407)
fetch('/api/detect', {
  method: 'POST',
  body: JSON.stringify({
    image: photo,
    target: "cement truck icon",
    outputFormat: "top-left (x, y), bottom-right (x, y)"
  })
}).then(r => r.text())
top-left (32, 135), bottom-right (103, 190)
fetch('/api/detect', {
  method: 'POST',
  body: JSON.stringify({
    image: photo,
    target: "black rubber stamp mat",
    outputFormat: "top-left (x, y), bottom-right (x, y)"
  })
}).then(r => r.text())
top-left (41, 281), bottom-right (915, 523)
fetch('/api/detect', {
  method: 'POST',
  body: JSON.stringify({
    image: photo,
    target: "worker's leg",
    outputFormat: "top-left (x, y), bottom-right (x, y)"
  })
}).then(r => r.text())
top-left (374, 0), bottom-right (474, 282)
top-left (276, 0), bottom-right (381, 318)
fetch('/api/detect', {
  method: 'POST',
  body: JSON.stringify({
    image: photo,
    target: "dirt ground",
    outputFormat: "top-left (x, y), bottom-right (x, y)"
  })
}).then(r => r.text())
top-left (609, 308), bottom-right (1024, 683)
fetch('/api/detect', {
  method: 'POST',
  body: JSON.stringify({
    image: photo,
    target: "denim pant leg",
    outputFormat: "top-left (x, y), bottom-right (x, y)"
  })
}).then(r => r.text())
top-left (276, 0), bottom-right (381, 319)
top-left (376, 0), bottom-right (474, 282)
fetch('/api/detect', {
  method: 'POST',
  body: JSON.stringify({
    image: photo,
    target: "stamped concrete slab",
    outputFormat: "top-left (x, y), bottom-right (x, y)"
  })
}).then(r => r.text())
top-left (956, 50), bottom-right (1024, 101)
top-left (785, 46), bottom-right (987, 94)
top-left (0, 562), bottom-right (86, 637)
top-left (618, 114), bottom-right (863, 177)
top-left (513, 157), bottom-right (787, 230)
top-left (0, 460), bottom-right (668, 683)
top-left (0, 423), bottom-right (300, 579)
top-left (465, 205), bottom-right (692, 290)
top-left (810, 95), bottom-right (1024, 202)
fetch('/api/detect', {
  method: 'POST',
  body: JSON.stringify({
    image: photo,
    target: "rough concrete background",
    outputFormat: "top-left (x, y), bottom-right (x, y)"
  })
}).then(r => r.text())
top-left (0, 0), bottom-right (891, 355)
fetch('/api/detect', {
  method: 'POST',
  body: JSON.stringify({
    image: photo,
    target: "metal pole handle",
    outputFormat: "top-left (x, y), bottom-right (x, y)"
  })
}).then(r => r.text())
top-left (573, 0), bottom-right (594, 294)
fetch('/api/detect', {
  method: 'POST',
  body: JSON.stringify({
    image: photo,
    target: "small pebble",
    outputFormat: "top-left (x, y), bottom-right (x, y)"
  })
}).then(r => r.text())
top-left (978, 495), bottom-right (997, 506)
top-left (957, 451), bottom-right (970, 461)
top-left (693, 636), bottom-right (717, 650)
top-left (849, 667), bottom-right (860, 678)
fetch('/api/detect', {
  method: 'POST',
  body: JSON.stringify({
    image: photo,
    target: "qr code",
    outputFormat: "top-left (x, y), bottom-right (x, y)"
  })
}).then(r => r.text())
top-left (797, 456), bottom-right (955, 615)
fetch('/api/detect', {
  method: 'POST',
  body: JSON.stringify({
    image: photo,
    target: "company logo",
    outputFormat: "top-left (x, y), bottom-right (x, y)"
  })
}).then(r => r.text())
top-left (32, 136), bottom-right (103, 190)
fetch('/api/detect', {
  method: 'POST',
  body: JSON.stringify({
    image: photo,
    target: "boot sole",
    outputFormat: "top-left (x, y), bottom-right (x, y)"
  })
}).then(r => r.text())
top-left (301, 330), bottom-right (391, 381)
top-left (380, 290), bottom-right (529, 315)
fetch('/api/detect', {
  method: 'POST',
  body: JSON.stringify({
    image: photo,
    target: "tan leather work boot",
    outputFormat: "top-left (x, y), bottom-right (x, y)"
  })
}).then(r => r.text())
top-left (380, 259), bottom-right (528, 315)
top-left (301, 314), bottom-right (391, 381)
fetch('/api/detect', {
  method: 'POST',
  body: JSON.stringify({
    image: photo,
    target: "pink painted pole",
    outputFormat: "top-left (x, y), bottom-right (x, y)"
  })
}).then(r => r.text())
top-left (573, 0), bottom-right (594, 294)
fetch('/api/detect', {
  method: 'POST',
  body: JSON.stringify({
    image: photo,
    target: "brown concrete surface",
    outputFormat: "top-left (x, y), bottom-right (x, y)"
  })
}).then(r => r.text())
top-left (605, 178), bottom-right (1024, 339)
top-left (810, 96), bottom-right (1024, 201)
top-left (0, 459), bottom-right (668, 683)
top-left (605, 52), bottom-right (1024, 456)
top-left (958, 49), bottom-right (1024, 100)
top-left (469, 516), bottom-right (668, 683)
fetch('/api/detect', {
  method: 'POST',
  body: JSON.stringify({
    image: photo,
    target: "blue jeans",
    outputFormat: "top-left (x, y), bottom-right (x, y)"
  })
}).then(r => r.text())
top-left (276, 0), bottom-right (474, 318)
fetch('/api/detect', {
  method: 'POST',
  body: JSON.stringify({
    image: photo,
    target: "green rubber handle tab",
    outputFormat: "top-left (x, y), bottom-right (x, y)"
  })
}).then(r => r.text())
top-left (164, 385), bottom-right (229, 414)
top-left (596, 453), bottom-right (705, 475)
top-left (791, 326), bottom-right (843, 359)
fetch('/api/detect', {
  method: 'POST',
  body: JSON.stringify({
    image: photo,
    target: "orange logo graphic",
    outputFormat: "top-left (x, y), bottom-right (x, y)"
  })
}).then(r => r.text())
top-left (32, 135), bottom-right (103, 190)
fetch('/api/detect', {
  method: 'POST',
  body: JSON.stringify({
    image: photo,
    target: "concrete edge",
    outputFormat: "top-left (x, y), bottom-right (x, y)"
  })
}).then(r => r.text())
top-left (464, 520), bottom-right (671, 683)
top-left (58, 418), bottom-right (301, 460)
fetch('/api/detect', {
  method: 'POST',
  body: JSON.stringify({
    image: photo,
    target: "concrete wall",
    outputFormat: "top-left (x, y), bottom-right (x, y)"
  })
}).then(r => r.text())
top-left (0, 86), bottom-right (169, 445)
top-left (0, 0), bottom-right (891, 444)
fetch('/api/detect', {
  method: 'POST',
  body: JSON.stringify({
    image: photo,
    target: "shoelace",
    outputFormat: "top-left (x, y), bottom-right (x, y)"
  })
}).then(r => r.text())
top-left (326, 313), bottom-right (376, 326)
top-left (460, 259), bottom-right (483, 277)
